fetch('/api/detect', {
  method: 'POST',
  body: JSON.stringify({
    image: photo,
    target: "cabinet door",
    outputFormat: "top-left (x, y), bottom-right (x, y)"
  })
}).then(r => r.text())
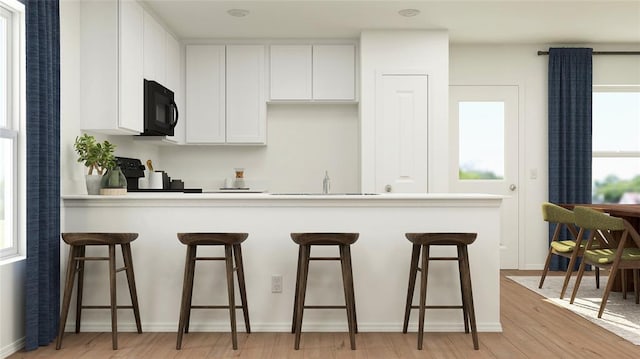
top-left (269, 45), bottom-right (312, 100)
top-left (143, 11), bottom-right (166, 85)
top-left (164, 32), bottom-right (182, 143)
top-left (118, 0), bottom-right (144, 133)
top-left (226, 45), bottom-right (266, 144)
top-left (375, 73), bottom-right (428, 193)
top-left (185, 45), bottom-right (226, 144)
top-left (313, 45), bottom-right (355, 100)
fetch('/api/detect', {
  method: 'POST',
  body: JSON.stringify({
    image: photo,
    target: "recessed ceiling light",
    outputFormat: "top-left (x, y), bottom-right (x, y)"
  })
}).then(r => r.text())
top-left (398, 9), bottom-right (420, 17)
top-left (227, 9), bottom-right (250, 17)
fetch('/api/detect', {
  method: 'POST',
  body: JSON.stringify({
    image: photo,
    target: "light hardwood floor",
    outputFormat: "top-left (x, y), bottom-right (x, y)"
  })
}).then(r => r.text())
top-left (9, 270), bottom-right (640, 358)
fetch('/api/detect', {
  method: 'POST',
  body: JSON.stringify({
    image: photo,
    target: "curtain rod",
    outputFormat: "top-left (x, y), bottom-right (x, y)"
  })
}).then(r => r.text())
top-left (537, 51), bottom-right (640, 56)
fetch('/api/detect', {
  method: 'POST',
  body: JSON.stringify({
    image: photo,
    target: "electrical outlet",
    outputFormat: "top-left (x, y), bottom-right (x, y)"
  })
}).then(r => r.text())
top-left (271, 275), bottom-right (283, 293)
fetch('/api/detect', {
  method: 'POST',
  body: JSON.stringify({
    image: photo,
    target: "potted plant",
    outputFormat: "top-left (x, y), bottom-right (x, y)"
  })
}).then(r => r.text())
top-left (74, 133), bottom-right (116, 194)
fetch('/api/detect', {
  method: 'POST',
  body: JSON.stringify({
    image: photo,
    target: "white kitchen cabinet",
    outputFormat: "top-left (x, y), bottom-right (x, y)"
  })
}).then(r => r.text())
top-left (164, 32), bottom-right (183, 143)
top-left (313, 45), bottom-right (355, 100)
top-left (269, 45), bottom-right (312, 100)
top-left (80, 0), bottom-right (143, 134)
top-left (226, 45), bottom-right (266, 143)
top-left (269, 44), bottom-right (355, 101)
top-left (185, 44), bottom-right (266, 144)
top-left (185, 45), bottom-right (226, 143)
top-left (143, 11), bottom-right (166, 85)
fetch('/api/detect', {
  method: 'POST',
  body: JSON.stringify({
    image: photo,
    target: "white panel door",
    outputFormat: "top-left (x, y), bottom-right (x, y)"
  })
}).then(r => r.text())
top-left (226, 45), bottom-right (266, 144)
top-left (142, 12), bottom-right (166, 84)
top-left (313, 45), bottom-right (355, 100)
top-left (118, 0), bottom-right (143, 133)
top-left (449, 85), bottom-right (519, 268)
top-left (270, 45), bottom-right (312, 100)
top-left (375, 73), bottom-right (428, 193)
top-left (185, 45), bottom-right (225, 144)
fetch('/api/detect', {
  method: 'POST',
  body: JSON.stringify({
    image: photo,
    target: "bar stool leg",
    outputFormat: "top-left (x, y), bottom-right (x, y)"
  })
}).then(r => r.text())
top-left (339, 245), bottom-right (356, 350)
top-left (184, 245), bottom-right (197, 333)
top-left (291, 245), bottom-right (303, 333)
top-left (403, 244), bottom-right (421, 333)
top-left (294, 245), bottom-right (311, 350)
top-left (176, 245), bottom-right (196, 349)
top-left (56, 246), bottom-right (79, 350)
top-left (108, 244), bottom-right (118, 350)
top-left (75, 245), bottom-right (86, 333)
top-left (344, 245), bottom-right (358, 334)
top-left (460, 245), bottom-right (479, 350)
top-left (225, 244), bottom-right (238, 350)
top-left (121, 243), bottom-right (142, 333)
top-left (417, 244), bottom-right (430, 350)
top-left (233, 244), bottom-right (251, 333)
top-left (457, 246), bottom-right (469, 334)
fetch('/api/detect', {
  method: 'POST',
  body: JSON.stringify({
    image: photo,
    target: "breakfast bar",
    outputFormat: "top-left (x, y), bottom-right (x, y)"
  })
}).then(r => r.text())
top-left (60, 193), bottom-right (503, 334)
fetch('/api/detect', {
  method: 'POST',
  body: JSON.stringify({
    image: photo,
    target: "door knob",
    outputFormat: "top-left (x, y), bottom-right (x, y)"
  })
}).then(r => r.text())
top-left (384, 184), bottom-right (392, 192)
top-left (509, 184), bottom-right (517, 191)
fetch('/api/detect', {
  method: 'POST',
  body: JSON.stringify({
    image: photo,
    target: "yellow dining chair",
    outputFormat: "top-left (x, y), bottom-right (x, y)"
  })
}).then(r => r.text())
top-left (570, 206), bottom-right (640, 318)
top-left (539, 202), bottom-right (599, 299)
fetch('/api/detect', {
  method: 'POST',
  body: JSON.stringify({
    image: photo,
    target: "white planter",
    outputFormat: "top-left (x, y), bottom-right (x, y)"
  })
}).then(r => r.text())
top-left (85, 174), bottom-right (102, 195)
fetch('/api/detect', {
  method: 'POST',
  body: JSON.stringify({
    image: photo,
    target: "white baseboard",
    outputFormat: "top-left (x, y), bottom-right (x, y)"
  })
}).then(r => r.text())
top-left (0, 337), bottom-right (24, 359)
top-left (65, 321), bottom-right (503, 333)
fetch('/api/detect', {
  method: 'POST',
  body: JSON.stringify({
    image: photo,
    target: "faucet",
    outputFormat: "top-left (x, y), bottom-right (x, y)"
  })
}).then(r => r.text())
top-left (322, 171), bottom-right (331, 194)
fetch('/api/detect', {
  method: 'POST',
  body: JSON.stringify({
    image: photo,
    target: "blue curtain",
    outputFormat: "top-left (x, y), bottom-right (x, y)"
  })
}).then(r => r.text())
top-left (23, 0), bottom-right (61, 350)
top-left (548, 47), bottom-right (593, 271)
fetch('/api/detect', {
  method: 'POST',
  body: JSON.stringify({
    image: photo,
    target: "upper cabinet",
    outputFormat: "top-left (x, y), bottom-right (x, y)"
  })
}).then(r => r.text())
top-left (143, 11), bottom-right (166, 86)
top-left (164, 32), bottom-right (183, 143)
top-left (270, 45), bottom-right (312, 100)
top-left (185, 45), bottom-right (226, 143)
top-left (185, 44), bottom-right (266, 144)
top-left (269, 44), bottom-right (356, 101)
top-left (80, 0), bottom-right (144, 134)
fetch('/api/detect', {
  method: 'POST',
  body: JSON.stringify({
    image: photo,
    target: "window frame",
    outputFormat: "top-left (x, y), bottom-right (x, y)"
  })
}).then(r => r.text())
top-left (591, 85), bottom-right (640, 204)
top-left (0, 0), bottom-right (25, 263)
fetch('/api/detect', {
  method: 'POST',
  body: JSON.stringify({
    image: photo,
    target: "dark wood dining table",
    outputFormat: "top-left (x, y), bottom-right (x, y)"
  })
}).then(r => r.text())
top-left (559, 203), bottom-right (640, 292)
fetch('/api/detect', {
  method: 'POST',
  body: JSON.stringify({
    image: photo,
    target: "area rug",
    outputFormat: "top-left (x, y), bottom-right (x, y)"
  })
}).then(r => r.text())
top-left (507, 276), bottom-right (640, 345)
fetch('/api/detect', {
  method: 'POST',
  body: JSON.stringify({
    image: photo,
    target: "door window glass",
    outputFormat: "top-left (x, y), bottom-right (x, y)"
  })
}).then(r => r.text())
top-left (458, 101), bottom-right (505, 180)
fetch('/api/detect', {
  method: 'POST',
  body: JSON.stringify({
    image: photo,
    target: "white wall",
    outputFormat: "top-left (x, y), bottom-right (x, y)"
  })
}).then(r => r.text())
top-left (359, 30), bottom-right (450, 193)
top-left (159, 104), bottom-right (360, 193)
top-left (0, 261), bottom-right (25, 357)
top-left (450, 43), bottom-right (640, 269)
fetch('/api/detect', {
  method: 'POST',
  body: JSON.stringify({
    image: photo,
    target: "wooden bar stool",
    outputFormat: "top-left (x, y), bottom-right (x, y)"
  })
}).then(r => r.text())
top-left (56, 233), bottom-right (142, 350)
top-left (402, 232), bottom-right (479, 350)
top-left (176, 233), bottom-right (250, 350)
top-left (291, 232), bottom-right (359, 350)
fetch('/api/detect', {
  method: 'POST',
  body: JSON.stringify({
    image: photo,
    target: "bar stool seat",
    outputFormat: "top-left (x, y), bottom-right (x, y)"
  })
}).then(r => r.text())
top-left (291, 232), bottom-right (359, 350)
top-left (176, 232), bottom-right (250, 350)
top-left (56, 233), bottom-right (142, 350)
top-left (402, 232), bottom-right (479, 350)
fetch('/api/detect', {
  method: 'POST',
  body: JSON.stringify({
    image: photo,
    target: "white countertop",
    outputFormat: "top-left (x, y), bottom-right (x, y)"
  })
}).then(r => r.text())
top-left (61, 192), bottom-right (504, 207)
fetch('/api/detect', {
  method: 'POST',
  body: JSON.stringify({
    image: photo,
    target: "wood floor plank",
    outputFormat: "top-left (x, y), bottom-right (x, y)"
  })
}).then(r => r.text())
top-left (8, 271), bottom-right (640, 358)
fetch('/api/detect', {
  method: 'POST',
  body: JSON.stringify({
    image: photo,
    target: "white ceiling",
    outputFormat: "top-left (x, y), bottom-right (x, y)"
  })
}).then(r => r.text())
top-left (142, 0), bottom-right (640, 44)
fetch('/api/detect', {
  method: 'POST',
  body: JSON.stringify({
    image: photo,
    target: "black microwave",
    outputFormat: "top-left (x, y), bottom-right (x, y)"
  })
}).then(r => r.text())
top-left (141, 79), bottom-right (179, 136)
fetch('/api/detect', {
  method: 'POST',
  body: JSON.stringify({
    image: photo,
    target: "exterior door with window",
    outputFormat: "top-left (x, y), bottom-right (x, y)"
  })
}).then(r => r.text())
top-left (449, 85), bottom-right (519, 268)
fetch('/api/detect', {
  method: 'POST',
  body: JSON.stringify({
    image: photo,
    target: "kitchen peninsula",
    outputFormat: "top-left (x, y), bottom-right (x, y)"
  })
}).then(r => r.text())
top-left (61, 193), bottom-right (502, 334)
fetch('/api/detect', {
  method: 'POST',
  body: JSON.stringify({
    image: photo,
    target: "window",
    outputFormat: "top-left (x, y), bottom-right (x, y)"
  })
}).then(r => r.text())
top-left (0, 0), bottom-right (24, 261)
top-left (592, 86), bottom-right (640, 204)
top-left (458, 101), bottom-right (505, 180)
